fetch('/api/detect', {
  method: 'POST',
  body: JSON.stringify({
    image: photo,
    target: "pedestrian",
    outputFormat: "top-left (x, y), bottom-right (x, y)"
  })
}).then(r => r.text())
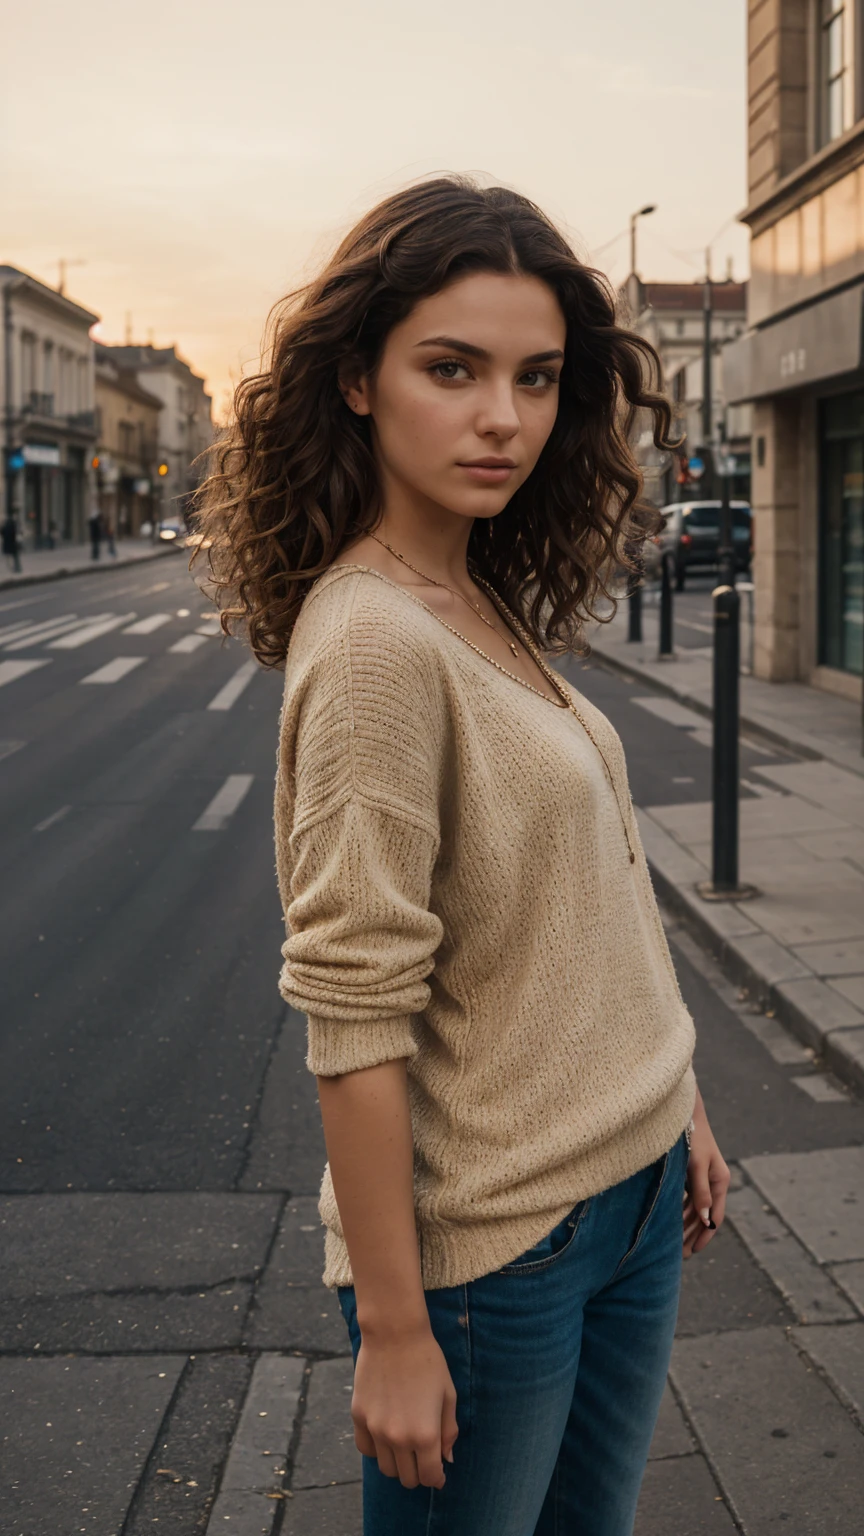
top-left (2, 512), bottom-right (22, 573)
top-left (105, 513), bottom-right (117, 557)
top-left (88, 505), bottom-right (102, 560)
top-left (194, 175), bottom-right (730, 1535)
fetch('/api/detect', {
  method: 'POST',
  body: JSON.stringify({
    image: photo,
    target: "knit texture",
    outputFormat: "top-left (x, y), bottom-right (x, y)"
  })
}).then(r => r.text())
top-left (274, 564), bottom-right (697, 1290)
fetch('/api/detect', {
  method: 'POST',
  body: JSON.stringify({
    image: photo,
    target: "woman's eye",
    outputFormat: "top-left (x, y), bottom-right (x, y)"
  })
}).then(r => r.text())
top-left (521, 370), bottom-right (558, 389)
top-left (431, 360), bottom-right (471, 382)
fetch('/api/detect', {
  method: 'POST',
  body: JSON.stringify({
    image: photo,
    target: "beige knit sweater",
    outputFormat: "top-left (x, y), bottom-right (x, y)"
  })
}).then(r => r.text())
top-left (274, 563), bottom-right (697, 1290)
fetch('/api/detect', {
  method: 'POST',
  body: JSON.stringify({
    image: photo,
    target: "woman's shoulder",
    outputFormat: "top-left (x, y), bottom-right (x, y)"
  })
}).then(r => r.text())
top-left (290, 562), bottom-right (454, 688)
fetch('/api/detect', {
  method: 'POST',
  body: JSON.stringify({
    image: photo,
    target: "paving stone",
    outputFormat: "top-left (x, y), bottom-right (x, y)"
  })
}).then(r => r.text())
top-left (671, 1327), bottom-right (864, 1532)
top-left (792, 1321), bottom-right (864, 1422)
top-left (245, 1197), bottom-right (348, 1354)
top-left (635, 808), bottom-right (707, 886)
top-left (829, 973), bottom-right (864, 1010)
top-left (0, 1353), bottom-right (184, 1536)
top-left (742, 1146), bottom-right (864, 1264)
top-left (293, 1357), bottom-right (359, 1489)
top-left (794, 829), bottom-right (864, 865)
top-left (828, 1027), bottom-right (864, 1092)
top-left (635, 1453), bottom-right (737, 1534)
top-left (281, 1481), bottom-right (362, 1534)
top-left (729, 930), bottom-right (813, 986)
top-left (647, 796), bottom-right (848, 844)
top-left (126, 1354), bottom-right (252, 1535)
top-left (828, 1260), bottom-right (864, 1315)
top-left (676, 1217), bottom-right (795, 1335)
top-left (0, 1192), bottom-right (282, 1294)
top-left (792, 938), bottom-right (864, 977)
top-left (0, 1283), bottom-right (253, 1352)
top-left (239, 1008), bottom-right (326, 1195)
top-left (750, 761), bottom-right (864, 827)
top-left (745, 883), bottom-right (864, 948)
top-left (647, 1383), bottom-right (695, 1460)
top-left (220, 1354), bottom-right (305, 1490)
top-left (776, 977), bottom-right (864, 1037)
top-left (725, 1185), bottom-right (856, 1324)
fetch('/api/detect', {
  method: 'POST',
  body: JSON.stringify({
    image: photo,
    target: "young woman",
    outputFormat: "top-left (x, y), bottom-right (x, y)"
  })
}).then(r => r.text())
top-left (195, 174), bottom-right (730, 1535)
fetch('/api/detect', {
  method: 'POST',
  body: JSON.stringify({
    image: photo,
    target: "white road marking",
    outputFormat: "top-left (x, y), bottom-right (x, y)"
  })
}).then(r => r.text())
top-left (0, 740), bottom-right (26, 762)
top-left (168, 633), bottom-right (209, 654)
top-left (34, 804), bottom-right (72, 833)
top-left (791, 1074), bottom-right (850, 1103)
top-left (207, 659), bottom-right (257, 711)
top-left (0, 658), bottom-right (52, 688)
top-left (5, 613), bottom-right (114, 651)
top-left (79, 656), bottom-right (147, 684)
top-left (0, 612), bottom-right (77, 644)
top-left (196, 621), bottom-right (222, 636)
top-left (49, 612), bottom-right (137, 648)
top-left (122, 612), bottom-right (172, 635)
top-left (192, 773), bottom-right (254, 831)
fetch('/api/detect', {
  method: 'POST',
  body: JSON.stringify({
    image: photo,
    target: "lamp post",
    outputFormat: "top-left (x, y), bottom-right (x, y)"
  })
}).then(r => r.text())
top-left (629, 204), bottom-right (656, 277)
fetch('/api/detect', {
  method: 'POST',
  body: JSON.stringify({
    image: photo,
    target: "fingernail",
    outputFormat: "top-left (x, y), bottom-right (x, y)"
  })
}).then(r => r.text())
top-left (699, 1207), bottom-right (712, 1225)
top-left (708, 1217), bottom-right (717, 1230)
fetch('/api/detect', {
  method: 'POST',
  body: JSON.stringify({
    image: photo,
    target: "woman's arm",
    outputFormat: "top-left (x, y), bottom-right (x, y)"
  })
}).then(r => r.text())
top-left (683, 1081), bottom-right (730, 1257)
top-left (317, 1057), bottom-right (459, 1490)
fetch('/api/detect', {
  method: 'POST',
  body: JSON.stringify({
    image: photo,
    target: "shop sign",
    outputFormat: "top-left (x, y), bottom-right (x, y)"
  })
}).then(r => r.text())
top-left (133, 478), bottom-right (150, 495)
top-left (23, 443), bottom-right (61, 466)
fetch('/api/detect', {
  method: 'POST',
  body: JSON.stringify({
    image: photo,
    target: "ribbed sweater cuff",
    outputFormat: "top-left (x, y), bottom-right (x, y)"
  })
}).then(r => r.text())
top-left (305, 1013), bottom-right (419, 1077)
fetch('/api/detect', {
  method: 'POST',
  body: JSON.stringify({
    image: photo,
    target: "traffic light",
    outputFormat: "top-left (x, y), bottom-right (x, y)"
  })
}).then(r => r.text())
top-left (158, 462), bottom-right (169, 477)
top-left (91, 456), bottom-right (100, 470)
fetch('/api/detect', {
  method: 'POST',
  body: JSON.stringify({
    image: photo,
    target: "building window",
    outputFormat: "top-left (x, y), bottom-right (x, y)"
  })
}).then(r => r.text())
top-left (820, 1), bottom-right (850, 145)
top-left (20, 332), bottom-right (37, 399)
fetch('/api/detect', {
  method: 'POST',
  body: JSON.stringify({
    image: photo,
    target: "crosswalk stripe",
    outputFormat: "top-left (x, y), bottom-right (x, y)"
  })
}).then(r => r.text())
top-left (79, 656), bottom-right (147, 684)
top-left (4, 613), bottom-right (114, 651)
top-left (34, 804), bottom-right (72, 833)
top-left (192, 773), bottom-right (254, 831)
top-left (207, 659), bottom-right (258, 711)
top-left (0, 740), bottom-right (26, 762)
top-left (168, 633), bottom-right (209, 654)
top-left (49, 612), bottom-right (137, 649)
top-left (122, 613), bottom-right (172, 635)
top-left (0, 658), bottom-right (52, 688)
top-left (0, 613), bottom-right (78, 645)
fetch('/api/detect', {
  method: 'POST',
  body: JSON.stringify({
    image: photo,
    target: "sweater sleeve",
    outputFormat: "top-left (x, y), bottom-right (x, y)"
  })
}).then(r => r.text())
top-left (275, 574), bottom-right (447, 1076)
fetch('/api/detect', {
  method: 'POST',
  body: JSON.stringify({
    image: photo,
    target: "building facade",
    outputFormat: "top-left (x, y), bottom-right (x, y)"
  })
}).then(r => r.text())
top-left (1, 265), bottom-right (98, 549)
top-left (94, 345), bottom-right (163, 537)
top-left (619, 276), bottom-right (750, 506)
top-left (724, 0), bottom-right (864, 698)
top-left (99, 344), bottom-right (213, 521)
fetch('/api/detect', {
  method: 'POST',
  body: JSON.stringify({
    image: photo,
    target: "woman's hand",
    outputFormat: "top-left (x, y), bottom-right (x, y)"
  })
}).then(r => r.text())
top-left (350, 1319), bottom-right (459, 1489)
top-left (683, 1084), bottom-right (730, 1258)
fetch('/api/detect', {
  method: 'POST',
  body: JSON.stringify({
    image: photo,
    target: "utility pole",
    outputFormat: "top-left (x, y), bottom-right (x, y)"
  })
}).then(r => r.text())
top-left (702, 247), bottom-right (713, 448)
top-left (629, 204), bottom-right (657, 278)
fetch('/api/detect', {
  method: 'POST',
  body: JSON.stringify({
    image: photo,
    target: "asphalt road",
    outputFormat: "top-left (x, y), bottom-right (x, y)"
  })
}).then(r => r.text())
top-left (1, 556), bottom-right (859, 1193)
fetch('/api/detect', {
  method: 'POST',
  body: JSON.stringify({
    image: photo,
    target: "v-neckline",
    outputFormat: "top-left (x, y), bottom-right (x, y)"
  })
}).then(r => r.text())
top-left (320, 561), bottom-right (572, 711)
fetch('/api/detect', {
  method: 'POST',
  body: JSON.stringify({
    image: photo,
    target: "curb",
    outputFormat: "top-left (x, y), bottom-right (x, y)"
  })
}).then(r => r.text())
top-left (587, 639), bottom-right (825, 764)
top-left (645, 846), bottom-right (864, 1098)
top-left (0, 542), bottom-right (184, 591)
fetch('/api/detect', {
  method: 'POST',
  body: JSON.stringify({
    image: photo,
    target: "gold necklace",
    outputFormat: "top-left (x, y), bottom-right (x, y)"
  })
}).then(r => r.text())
top-left (361, 537), bottom-right (636, 865)
top-left (368, 531), bottom-right (520, 657)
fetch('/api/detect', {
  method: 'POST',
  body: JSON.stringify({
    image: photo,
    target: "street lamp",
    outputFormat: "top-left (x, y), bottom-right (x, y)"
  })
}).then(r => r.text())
top-left (630, 204), bottom-right (656, 277)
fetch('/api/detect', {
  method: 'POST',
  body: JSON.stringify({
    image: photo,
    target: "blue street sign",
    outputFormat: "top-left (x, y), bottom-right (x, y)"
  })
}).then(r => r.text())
top-left (7, 451), bottom-right (26, 472)
top-left (688, 456), bottom-right (705, 480)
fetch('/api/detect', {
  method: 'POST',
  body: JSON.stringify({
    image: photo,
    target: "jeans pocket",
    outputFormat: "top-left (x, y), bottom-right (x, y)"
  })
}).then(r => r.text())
top-left (498, 1197), bottom-right (591, 1275)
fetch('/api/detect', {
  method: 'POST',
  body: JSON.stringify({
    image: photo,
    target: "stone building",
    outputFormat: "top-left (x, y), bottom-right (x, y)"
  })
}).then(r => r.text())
top-left (99, 344), bottom-right (213, 521)
top-left (94, 345), bottom-right (163, 537)
top-left (724, 0), bottom-right (864, 697)
top-left (0, 265), bottom-right (98, 549)
top-left (619, 275), bottom-right (749, 506)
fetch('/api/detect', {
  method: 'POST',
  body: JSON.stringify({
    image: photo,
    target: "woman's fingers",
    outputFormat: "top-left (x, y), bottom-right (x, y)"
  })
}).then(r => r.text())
top-left (353, 1421), bottom-right (377, 1458)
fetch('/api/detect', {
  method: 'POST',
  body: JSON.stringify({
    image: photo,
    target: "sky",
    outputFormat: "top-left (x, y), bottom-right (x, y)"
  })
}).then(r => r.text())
top-left (1, 0), bottom-right (748, 423)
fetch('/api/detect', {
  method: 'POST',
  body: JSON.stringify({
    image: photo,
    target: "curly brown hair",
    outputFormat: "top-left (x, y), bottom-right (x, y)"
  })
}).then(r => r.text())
top-left (190, 173), bottom-right (674, 668)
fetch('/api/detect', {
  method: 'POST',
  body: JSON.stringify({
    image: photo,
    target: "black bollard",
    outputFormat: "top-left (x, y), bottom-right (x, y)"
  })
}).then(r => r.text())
top-left (627, 580), bottom-right (643, 643)
top-left (658, 551), bottom-right (674, 657)
top-left (696, 585), bottom-right (759, 901)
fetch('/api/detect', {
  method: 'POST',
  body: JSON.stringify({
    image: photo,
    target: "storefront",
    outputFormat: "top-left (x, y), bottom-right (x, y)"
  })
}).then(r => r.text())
top-left (724, 282), bottom-right (864, 688)
top-left (20, 440), bottom-right (88, 549)
top-left (819, 392), bottom-right (864, 677)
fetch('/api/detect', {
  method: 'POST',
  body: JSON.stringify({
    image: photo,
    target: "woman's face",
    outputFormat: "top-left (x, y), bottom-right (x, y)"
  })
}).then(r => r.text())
top-left (342, 270), bottom-right (567, 523)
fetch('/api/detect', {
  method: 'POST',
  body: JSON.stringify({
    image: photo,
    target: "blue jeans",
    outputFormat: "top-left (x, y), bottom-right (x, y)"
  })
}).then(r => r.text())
top-left (337, 1129), bottom-right (689, 1536)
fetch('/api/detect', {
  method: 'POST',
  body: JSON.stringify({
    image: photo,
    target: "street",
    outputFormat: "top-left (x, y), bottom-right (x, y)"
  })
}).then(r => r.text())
top-left (1, 558), bottom-right (863, 1535)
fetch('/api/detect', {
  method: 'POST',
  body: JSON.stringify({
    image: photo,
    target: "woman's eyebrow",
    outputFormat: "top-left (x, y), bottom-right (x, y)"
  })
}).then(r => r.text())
top-left (414, 335), bottom-right (565, 365)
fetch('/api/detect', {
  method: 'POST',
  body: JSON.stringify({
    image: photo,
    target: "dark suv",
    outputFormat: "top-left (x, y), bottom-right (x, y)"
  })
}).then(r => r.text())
top-left (658, 500), bottom-right (752, 590)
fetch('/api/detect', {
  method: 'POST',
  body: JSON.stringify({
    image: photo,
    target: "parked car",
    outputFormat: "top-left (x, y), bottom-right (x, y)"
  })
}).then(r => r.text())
top-left (657, 500), bottom-right (752, 590)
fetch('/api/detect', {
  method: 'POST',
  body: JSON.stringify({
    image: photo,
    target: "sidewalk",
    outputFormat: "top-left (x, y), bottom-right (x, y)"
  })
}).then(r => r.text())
top-left (582, 598), bottom-right (864, 1095)
top-left (0, 536), bottom-right (184, 590)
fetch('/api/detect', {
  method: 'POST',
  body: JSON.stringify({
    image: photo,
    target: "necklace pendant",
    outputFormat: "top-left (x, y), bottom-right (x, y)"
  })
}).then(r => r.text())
top-left (509, 642), bottom-right (518, 656)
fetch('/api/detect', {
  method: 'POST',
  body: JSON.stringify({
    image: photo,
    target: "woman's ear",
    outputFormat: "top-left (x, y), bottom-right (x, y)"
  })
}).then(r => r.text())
top-left (337, 359), bottom-right (372, 417)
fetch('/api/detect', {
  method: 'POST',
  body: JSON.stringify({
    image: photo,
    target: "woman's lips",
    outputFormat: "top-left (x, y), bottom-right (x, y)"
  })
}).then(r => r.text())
top-left (458, 464), bottom-right (515, 483)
